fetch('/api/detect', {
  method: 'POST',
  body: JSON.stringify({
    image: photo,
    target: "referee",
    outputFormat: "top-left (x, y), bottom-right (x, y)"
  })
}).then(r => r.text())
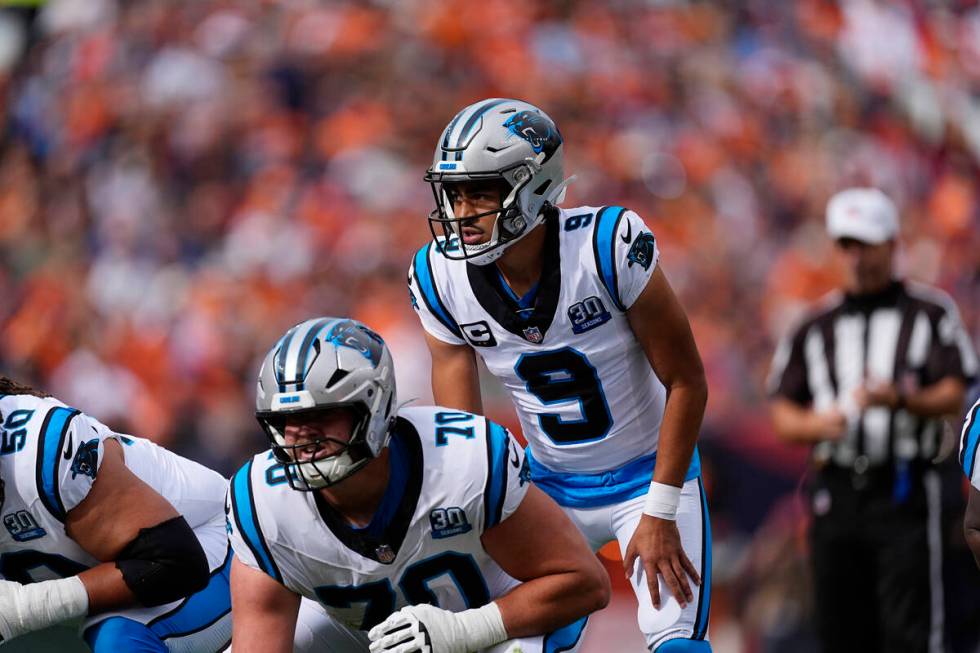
top-left (767, 187), bottom-right (978, 653)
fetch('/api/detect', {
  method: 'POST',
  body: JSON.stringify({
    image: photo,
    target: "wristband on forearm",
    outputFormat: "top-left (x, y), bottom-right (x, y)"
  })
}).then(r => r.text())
top-left (0, 576), bottom-right (89, 642)
top-left (643, 481), bottom-right (681, 520)
top-left (454, 601), bottom-right (508, 651)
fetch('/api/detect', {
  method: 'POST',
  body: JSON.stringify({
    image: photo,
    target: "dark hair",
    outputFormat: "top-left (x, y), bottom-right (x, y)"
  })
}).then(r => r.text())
top-left (0, 376), bottom-right (50, 398)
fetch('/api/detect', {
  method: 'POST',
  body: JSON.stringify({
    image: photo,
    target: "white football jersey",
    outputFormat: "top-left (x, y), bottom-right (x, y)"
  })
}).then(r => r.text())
top-left (0, 393), bottom-right (229, 580)
top-left (226, 406), bottom-right (529, 634)
top-left (408, 206), bottom-right (700, 508)
top-left (960, 397), bottom-right (980, 490)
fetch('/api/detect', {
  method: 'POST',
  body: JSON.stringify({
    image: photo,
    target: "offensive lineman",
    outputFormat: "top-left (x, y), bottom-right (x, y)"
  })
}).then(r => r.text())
top-left (0, 377), bottom-right (232, 651)
top-left (409, 98), bottom-right (712, 652)
top-left (227, 317), bottom-right (610, 653)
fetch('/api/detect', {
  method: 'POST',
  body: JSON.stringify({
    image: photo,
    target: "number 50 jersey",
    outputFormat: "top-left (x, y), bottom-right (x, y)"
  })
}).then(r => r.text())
top-left (409, 206), bottom-right (701, 508)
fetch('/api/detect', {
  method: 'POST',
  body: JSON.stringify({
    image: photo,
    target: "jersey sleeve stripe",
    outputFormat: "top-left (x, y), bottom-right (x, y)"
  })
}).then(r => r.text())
top-left (230, 461), bottom-right (283, 583)
top-left (34, 406), bottom-right (80, 523)
top-left (413, 243), bottom-right (462, 339)
top-left (960, 400), bottom-right (980, 481)
top-left (483, 420), bottom-right (509, 530)
top-left (592, 206), bottom-right (627, 312)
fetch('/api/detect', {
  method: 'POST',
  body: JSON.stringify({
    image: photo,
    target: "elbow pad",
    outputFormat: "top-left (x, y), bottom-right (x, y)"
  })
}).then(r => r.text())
top-left (115, 516), bottom-right (209, 607)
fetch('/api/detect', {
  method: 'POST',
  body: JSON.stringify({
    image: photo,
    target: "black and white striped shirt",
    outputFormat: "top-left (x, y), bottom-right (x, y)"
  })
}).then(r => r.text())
top-left (768, 280), bottom-right (978, 469)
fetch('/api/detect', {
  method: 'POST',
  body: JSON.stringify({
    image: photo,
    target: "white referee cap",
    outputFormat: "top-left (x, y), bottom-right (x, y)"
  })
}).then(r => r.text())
top-left (826, 188), bottom-right (899, 244)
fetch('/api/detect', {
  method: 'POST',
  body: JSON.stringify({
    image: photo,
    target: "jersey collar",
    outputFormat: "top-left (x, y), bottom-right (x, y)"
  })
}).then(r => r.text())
top-left (313, 417), bottom-right (423, 565)
top-left (466, 210), bottom-right (562, 344)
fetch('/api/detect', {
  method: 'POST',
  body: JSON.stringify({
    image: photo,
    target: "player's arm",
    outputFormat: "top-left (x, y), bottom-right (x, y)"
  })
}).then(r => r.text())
top-left (424, 331), bottom-right (483, 414)
top-left (965, 486), bottom-right (980, 569)
top-left (480, 484), bottom-right (610, 636)
top-left (0, 438), bottom-right (209, 643)
top-left (369, 486), bottom-right (609, 652)
top-left (230, 557), bottom-right (301, 653)
top-left (622, 266), bottom-right (707, 610)
top-left (626, 266), bottom-right (706, 485)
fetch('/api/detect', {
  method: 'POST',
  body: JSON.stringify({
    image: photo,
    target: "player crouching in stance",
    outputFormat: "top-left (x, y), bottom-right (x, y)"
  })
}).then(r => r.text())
top-left (0, 377), bottom-right (232, 651)
top-left (227, 317), bottom-right (609, 653)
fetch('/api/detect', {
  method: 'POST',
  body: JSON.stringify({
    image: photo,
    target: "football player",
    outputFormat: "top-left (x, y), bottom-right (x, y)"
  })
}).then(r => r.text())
top-left (227, 317), bottom-right (609, 653)
top-left (409, 98), bottom-right (712, 652)
top-left (961, 396), bottom-right (980, 566)
top-left (0, 377), bottom-right (232, 651)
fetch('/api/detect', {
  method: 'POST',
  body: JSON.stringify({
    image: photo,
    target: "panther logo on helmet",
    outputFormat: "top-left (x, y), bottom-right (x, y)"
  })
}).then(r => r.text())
top-left (504, 111), bottom-right (562, 162)
top-left (327, 321), bottom-right (385, 367)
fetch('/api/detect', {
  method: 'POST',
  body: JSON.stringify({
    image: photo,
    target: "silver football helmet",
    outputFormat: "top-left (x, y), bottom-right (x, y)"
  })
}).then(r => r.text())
top-left (425, 98), bottom-right (572, 265)
top-left (255, 317), bottom-right (397, 491)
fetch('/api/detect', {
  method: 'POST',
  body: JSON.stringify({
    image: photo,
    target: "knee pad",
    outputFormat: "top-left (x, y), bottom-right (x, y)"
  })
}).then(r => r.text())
top-left (84, 617), bottom-right (167, 653)
top-left (654, 638), bottom-right (713, 653)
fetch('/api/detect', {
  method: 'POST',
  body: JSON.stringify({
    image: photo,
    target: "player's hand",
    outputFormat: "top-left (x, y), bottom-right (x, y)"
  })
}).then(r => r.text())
top-left (623, 515), bottom-right (700, 610)
top-left (368, 604), bottom-right (462, 653)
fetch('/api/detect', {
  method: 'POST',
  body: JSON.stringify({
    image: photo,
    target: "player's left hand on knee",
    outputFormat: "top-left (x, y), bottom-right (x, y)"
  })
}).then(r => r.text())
top-left (624, 515), bottom-right (701, 611)
top-left (368, 604), bottom-right (458, 653)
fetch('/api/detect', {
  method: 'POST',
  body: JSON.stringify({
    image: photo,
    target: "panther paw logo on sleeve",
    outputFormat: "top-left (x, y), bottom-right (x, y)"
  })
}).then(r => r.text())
top-left (626, 232), bottom-right (656, 270)
top-left (70, 439), bottom-right (100, 480)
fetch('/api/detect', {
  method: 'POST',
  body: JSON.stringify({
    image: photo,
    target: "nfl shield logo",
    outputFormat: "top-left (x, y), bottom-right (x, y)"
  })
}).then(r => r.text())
top-left (375, 544), bottom-right (395, 564)
top-left (522, 326), bottom-right (543, 343)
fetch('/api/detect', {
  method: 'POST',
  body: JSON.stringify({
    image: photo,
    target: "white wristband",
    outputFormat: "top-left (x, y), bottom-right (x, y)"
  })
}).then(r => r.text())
top-left (0, 576), bottom-right (89, 642)
top-left (643, 481), bottom-right (681, 520)
top-left (454, 601), bottom-right (508, 651)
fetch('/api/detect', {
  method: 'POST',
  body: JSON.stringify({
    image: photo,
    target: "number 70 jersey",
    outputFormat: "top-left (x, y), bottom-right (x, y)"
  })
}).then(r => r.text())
top-left (408, 205), bottom-right (669, 477)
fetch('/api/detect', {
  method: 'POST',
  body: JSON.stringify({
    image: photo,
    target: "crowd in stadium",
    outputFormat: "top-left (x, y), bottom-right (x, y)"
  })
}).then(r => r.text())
top-left (1, 1), bottom-right (979, 650)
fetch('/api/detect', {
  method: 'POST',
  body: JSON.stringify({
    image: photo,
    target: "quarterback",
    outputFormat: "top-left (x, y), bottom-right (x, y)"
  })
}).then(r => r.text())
top-left (409, 98), bottom-right (711, 651)
top-left (0, 377), bottom-right (231, 651)
top-left (227, 318), bottom-right (609, 653)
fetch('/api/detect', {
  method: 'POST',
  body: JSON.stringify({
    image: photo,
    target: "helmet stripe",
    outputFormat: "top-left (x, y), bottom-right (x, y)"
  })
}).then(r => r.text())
top-left (440, 109), bottom-right (466, 161)
top-left (281, 320), bottom-right (321, 389)
top-left (293, 318), bottom-right (337, 391)
top-left (452, 98), bottom-right (509, 160)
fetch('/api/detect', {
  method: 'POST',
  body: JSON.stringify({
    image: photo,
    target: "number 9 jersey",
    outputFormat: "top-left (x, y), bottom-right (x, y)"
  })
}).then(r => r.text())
top-left (408, 205), bottom-right (701, 509)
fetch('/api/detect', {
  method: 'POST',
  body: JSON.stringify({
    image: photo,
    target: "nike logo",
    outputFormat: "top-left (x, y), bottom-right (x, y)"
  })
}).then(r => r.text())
top-left (509, 441), bottom-right (520, 468)
top-left (621, 220), bottom-right (632, 244)
top-left (63, 435), bottom-right (73, 460)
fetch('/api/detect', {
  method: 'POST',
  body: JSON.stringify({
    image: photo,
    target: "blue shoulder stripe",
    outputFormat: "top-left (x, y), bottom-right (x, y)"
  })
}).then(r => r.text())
top-left (412, 243), bottom-right (462, 339)
top-left (961, 401), bottom-right (980, 480)
top-left (35, 406), bottom-right (80, 523)
top-left (592, 206), bottom-right (627, 311)
top-left (483, 420), bottom-right (509, 530)
top-left (230, 460), bottom-right (282, 583)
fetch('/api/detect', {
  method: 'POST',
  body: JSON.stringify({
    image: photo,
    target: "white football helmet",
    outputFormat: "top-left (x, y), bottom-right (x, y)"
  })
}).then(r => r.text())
top-left (255, 318), bottom-right (397, 490)
top-left (425, 98), bottom-right (572, 265)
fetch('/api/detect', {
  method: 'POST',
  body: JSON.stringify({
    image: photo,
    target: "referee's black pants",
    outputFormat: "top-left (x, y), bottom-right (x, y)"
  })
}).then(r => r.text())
top-left (809, 464), bottom-right (944, 653)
